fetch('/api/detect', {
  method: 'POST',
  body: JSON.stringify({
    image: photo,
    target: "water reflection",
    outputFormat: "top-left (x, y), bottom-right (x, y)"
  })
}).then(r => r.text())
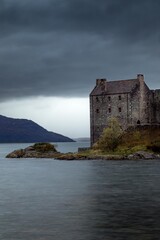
top-left (87, 160), bottom-right (160, 240)
top-left (0, 144), bottom-right (160, 239)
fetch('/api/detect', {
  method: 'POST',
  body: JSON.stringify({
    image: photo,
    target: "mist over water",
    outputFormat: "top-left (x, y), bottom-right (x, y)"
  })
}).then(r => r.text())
top-left (0, 143), bottom-right (160, 240)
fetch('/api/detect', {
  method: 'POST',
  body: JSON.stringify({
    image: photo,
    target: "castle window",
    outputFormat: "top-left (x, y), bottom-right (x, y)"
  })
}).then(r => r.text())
top-left (118, 107), bottom-right (122, 113)
top-left (137, 120), bottom-right (141, 125)
top-left (96, 97), bottom-right (99, 102)
top-left (108, 96), bottom-right (111, 101)
top-left (108, 108), bottom-right (111, 113)
top-left (119, 95), bottom-right (121, 100)
top-left (96, 109), bottom-right (99, 113)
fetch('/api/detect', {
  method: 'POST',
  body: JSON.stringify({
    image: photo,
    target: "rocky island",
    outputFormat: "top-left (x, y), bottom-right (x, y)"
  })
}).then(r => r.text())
top-left (6, 142), bottom-right (160, 160)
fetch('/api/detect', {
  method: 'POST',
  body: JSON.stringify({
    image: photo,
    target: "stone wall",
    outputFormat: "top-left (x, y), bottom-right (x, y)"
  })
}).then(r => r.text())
top-left (151, 89), bottom-right (160, 124)
top-left (129, 84), bottom-right (140, 125)
top-left (90, 94), bottom-right (106, 145)
top-left (90, 93), bottom-right (132, 145)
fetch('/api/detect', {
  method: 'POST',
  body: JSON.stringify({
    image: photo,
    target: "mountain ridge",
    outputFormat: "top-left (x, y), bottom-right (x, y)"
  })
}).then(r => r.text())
top-left (0, 115), bottom-right (74, 143)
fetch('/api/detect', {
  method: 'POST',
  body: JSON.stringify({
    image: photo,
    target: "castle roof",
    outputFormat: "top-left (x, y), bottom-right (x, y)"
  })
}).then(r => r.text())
top-left (90, 78), bottom-right (139, 95)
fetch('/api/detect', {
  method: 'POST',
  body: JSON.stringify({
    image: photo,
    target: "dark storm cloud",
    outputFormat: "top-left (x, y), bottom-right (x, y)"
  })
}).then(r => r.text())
top-left (1, 0), bottom-right (160, 40)
top-left (0, 0), bottom-right (160, 100)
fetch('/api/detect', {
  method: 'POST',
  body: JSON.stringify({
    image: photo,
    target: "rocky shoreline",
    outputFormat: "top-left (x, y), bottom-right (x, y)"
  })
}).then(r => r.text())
top-left (6, 143), bottom-right (160, 160)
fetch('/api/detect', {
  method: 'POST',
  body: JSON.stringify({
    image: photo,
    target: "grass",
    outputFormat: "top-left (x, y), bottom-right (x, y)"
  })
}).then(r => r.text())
top-left (91, 126), bottom-right (160, 156)
top-left (119, 127), bottom-right (160, 153)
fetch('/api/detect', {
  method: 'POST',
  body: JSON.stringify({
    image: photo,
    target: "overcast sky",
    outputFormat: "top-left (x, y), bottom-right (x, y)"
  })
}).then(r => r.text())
top-left (0, 0), bottom-right (160, 138)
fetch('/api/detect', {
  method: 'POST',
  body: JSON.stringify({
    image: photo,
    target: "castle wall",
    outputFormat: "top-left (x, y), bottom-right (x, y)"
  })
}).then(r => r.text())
top-left (151, 90), bottom-right (160, 124)
top-left (137, 74), bottom-right (150, 124)
top-left (129, 86), bottom-right (140, 125)
top-left (90, 93), bottom-right (130, 145)
top-left (105, 93), bottom-right (129, 127)
top-left (140, 84), bottom-right (150, 124)
top-left (90, 89), bottom-right (144, 146)
top-left (90, 94), bottom-right (106, 146)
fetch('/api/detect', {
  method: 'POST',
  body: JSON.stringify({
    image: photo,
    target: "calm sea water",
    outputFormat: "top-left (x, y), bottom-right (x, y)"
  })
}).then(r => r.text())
top-left (0, 142), bottom-right (160, 240)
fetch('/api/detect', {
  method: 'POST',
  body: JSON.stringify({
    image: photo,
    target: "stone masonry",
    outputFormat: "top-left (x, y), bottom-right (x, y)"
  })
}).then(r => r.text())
top-left (90, 74), bottom-right (160, 146)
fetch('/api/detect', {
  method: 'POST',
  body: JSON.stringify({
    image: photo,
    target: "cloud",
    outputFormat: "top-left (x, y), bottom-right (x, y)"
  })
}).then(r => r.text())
top-left (1, 0), bottom-right (160, 39)
top-left (0, 0), bottom-right (160, 101)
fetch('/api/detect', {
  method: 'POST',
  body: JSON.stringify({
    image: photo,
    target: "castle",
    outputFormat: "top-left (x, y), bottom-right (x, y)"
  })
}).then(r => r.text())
top-left (90, 74), bottom-right (160, 146)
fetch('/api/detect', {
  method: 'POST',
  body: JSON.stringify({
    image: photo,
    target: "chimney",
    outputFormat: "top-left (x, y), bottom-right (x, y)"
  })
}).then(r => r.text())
top-left (96, 78), bottom-right (107, 85)
top-left (96, 78), bottom-right (107, 91)
top-left (137, 74), bottom-right (144, 82)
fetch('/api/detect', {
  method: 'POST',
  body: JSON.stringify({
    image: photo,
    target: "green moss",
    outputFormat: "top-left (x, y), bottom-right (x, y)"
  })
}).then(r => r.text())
top-left (33, 143), bottom-right (57, 153)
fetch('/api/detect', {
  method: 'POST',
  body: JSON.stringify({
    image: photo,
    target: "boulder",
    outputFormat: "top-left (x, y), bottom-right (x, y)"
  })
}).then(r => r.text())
top-left (6, 143), bottom-right (58, 158)
top-left (128, 151), bottom-right (159, 160)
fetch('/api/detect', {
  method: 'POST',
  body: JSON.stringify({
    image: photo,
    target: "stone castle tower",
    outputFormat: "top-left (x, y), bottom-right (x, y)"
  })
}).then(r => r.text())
top-left (90, 74), bottom-right (160, 146)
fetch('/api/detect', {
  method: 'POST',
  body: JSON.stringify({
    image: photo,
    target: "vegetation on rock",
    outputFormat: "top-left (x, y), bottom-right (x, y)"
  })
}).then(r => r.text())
top-left (118, 126), bottom-right (160, 155)
top-left (6, 143), bottom-right (58, 158)
top-left (33, 143), bottom-right (57, 152)
top-left (92, 117), bottom-right (160, 156)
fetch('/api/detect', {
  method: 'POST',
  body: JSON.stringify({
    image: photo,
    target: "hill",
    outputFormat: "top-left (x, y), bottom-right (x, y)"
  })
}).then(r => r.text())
top-left (0, 115), bottom-right (74, 143)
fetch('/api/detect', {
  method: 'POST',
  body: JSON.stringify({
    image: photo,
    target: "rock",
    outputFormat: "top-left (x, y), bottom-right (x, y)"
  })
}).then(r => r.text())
top-left (128, 151), bottom-right (158, 160)
top-left (6, 143), bottom-right (59, 158)
top-left (7, 149), bottom-right (25, 158)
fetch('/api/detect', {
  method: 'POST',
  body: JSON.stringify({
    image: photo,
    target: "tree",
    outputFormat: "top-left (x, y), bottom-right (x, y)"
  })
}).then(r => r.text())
top-left (97, 117), bottom-right (123, 151)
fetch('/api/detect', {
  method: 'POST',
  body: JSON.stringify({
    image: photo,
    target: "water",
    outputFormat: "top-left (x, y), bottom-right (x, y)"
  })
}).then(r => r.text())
top-left (0, 142), bottom-right (160, 239)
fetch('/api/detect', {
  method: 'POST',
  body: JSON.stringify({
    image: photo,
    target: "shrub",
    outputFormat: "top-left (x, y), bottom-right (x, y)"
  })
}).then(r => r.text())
top-left (97, 117), bottom-right (123, 151)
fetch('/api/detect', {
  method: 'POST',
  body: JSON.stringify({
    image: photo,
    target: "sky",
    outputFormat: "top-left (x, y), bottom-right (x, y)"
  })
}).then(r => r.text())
top-left (0, 0), bottom-right (160, 138)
